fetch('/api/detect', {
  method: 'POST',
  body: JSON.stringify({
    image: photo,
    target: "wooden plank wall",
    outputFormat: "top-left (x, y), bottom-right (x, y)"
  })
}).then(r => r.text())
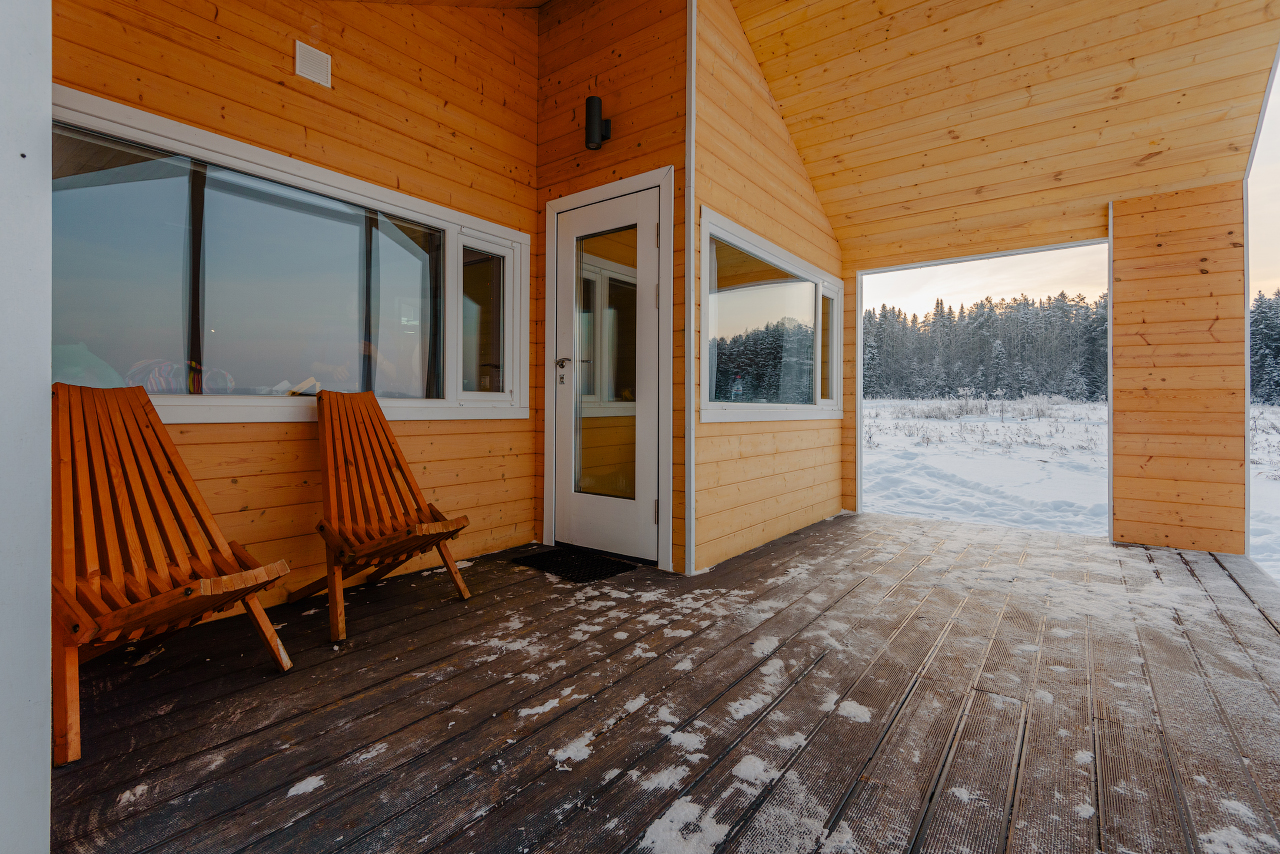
top-left (54, 0), bottom-right (542, 605)
top-left (536, 0), bottom-right (689, 568)
top-left (693, 0), bottom-right (843, 570)
top-left (730, 0), bottom-right (1280, 516)
top-left (1112, 183), bottom-right (1248, 553)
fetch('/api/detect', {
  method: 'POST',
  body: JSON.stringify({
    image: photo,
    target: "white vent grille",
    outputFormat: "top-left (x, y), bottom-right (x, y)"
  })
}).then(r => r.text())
top-left (295, 41), bottom-right (331, 87)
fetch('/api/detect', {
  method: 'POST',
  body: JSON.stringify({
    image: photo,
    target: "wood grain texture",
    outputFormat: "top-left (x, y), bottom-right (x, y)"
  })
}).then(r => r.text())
top-left (53, 515), bottom-right (1280, 853)
top-left (1112, 182), bottom-right (1248, 553)
top-left (692, 0), bottom-right (842, 571)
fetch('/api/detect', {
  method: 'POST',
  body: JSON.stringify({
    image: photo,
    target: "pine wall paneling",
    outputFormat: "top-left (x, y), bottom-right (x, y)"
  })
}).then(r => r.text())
top-left (731, 0), bottom-right (1280, 521)
top-left (54, 0), bottom-right (542, 606)
top-left (694, 0), bottom-right (843, 570)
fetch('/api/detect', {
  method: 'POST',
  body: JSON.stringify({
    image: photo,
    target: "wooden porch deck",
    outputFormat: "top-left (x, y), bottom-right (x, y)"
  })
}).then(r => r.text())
top-left (52, 514), bottom-right (1280, 854)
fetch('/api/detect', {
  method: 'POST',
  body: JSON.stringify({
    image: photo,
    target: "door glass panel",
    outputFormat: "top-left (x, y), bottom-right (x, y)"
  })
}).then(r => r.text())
top-left (575, 226), bottom-right (637, 499)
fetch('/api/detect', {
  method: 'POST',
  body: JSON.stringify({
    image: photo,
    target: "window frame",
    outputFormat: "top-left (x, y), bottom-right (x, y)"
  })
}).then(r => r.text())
top-left (53, 84), bottom-right (530, 423)
top-left (699, 206), bottom-right (843, 423)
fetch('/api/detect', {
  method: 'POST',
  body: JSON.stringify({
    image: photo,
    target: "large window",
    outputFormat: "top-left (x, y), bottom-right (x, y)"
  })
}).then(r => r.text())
top-left (700, 210), bottom-right (841, 421)
top-left (51, 119), bottom-right (526, 419)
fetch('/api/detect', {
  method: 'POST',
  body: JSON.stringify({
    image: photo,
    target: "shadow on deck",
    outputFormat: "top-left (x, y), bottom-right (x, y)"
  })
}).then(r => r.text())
top-left (51, 513), bottom-right (1280, 853)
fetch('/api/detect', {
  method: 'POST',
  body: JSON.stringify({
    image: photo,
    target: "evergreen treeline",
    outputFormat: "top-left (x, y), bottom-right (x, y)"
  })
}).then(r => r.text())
top-left (862, 292), bottom-right (1109, 401)
top-left (1254, 289), bottom-right (1280, 405)
top-left (710, 317), bottom-right (815, 404)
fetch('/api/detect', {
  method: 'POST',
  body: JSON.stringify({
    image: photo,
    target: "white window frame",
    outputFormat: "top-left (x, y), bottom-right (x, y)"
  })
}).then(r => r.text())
top-left (52, 84), bottom-right (531, 423)
top-left (699, 206), bottom-right (843, 423)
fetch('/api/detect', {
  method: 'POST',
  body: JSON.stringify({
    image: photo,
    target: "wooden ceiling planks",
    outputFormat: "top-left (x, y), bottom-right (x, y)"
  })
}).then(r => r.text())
top-left (731, 0), bottom-right (1280, 276)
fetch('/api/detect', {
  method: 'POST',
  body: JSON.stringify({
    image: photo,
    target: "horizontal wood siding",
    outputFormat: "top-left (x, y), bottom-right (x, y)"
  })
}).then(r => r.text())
top-left (1111, 182), bottom-right (1248, 553)
top-left (732, 0), bottom-right (1280, 513)
top-left (537, 0), bottom-right (688, 568)
top-left (54, 0), bottom-right (541, 606)
top-left (694, 0), bottom-right (843, 570)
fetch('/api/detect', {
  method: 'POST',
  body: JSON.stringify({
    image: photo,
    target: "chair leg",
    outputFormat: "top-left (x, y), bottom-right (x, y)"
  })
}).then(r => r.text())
top-left (327, 552), bottom-right (347, 641)
top-left (436, 539), bottom-right (471, 600)
top-left (52, 619), bottom-right (80, 766)
top-left (244, 594), bottom-right (293, 672)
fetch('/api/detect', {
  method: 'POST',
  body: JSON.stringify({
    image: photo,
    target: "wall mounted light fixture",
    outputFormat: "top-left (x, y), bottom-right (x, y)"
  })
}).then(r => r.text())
top-left (585, 96), bottom-right (611, 150)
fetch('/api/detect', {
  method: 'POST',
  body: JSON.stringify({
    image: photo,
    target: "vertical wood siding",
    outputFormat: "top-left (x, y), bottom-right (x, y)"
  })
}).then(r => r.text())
top-left (54, 0), bottom-right (541, 605)
top-left (1111, 182), bottom-right (1248, 553)
top-left (693, 0), bottom-right (843, 570)
top-left (536, 0), bottom-right (688, 568)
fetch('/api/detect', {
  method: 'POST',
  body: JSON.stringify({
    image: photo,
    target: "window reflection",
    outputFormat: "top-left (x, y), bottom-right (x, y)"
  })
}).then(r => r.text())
top-left (821, 295), bottom-right (834, 400)
top-left (463, 248), bottom-right (504, 393)
top-left (51, 124), bottom-right (449, 399)
top-left (52, 126), bottom-right (193, 391)
top-left (708, 238), bottom-right (816, 404)
top-left (202, 167), bottom-right (363, 395)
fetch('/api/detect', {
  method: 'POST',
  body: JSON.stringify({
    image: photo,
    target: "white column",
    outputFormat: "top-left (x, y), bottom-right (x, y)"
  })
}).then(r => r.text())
top-left (0, 0), bottom-right (52, 845)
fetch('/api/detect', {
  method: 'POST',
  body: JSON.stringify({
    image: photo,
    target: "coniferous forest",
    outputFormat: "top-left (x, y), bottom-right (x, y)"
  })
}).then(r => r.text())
top-left (862, 292), bottom-right (1109, 401)
top-left (1253, 289), bottom-right (1280, 405)
top-left (861, 288), bottom-right (1280, 404)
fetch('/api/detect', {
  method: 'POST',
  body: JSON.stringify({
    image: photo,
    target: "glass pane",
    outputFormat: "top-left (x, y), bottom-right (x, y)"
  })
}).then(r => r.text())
top-left (462, 248), bottom-right (504, 392)
top-left (372, 214), bottom-right (443, 398)
top-left (52, 126), bottom-right (194, 392)
top-left (202, 167), bottom-right (364, 394)
top-left (821, 295), bottom-right (833, 400)
top-left (708, 237), bottom-right (816, 405)
top-left (575, 226), bottom-right (637, 500)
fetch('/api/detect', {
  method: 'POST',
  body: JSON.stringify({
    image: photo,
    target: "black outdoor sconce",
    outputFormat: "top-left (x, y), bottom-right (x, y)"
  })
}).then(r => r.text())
top-left (585, 96), bottom-right (611, 150)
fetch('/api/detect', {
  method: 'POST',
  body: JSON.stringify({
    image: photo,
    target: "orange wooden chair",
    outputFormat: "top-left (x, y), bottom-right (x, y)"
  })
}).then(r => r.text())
top-left (51, 383), bottom-right (293, 766)
top-left (291, 390), bottom-right (470, 641)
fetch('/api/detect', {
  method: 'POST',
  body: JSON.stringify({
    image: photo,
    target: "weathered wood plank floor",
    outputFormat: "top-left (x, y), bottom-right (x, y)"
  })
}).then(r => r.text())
top-left (53, 513), bottom-right (1280, 854)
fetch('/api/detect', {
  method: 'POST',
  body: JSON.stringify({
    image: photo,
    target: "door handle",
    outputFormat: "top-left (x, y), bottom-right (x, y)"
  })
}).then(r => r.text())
top-left (556, 357), bottom-right (571, 369)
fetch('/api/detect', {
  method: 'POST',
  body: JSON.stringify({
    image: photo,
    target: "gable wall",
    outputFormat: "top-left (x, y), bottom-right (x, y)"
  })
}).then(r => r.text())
top-left (54, 0), bottom-right (542, 605)
top-left (733, 0), bottom-right (1280, 539)
top-left (693, 0), bottom-right (844, 570)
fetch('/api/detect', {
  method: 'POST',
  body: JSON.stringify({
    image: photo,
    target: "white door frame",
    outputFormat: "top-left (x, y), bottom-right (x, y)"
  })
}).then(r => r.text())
top-left (543, 167), bottom-right (675, 571)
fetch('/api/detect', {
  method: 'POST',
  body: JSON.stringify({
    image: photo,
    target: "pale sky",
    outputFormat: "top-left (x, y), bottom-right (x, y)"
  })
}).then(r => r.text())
top-left (862, 242), bottom-right (1110, 320)
top-left (1250, 80), bottom-right (1280, 298)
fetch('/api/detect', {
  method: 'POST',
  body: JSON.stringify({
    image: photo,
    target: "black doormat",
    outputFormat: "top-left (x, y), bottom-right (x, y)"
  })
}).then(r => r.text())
top-left (513, 546), bottom-right (640, 584)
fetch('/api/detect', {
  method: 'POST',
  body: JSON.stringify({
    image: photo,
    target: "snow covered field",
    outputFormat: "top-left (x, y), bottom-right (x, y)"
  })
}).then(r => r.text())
top-left (1252, 404), bottom-right (1280, 579)
top-left (861, 397), bottom-right (1109, 538)
top-left (861, 398), bottom-right (1280, 580)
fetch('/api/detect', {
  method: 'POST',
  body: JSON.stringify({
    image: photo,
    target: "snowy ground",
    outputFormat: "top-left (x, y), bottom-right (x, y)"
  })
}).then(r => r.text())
top-left (1251, 404), bottom-right (1280, 579)
top-left (861, 397), bottom-right (1280, 580)
top-left (861, 397), bottom-right (1109, 538)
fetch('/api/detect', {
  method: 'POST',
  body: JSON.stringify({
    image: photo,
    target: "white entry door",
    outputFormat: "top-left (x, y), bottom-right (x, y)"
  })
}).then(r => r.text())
top-left (554, 189), bottom-right (660, 560)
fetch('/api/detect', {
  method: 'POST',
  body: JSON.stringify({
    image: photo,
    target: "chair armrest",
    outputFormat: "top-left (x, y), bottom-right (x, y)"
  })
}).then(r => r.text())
top-left (52, 582), bottom-right (100, 644)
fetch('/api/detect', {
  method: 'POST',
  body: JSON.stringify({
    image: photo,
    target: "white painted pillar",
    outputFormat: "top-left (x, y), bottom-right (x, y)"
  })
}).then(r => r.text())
top-left (0, 0), bottom-right (52, 846)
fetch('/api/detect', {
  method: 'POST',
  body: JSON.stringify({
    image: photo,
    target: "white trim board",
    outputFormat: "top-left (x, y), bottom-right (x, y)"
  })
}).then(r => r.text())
top-left (699, 206), bottom-right (844, 424)
top-left (541, 167), bottom-right (677, 573)
top-left (52, 86), bottom-right (532, 424)
top-left (685, 0), bottom-right (698, 575)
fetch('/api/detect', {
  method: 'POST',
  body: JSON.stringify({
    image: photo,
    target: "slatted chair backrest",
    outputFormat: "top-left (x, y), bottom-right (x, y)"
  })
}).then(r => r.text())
top-left (316, 391), bottom-right (430, 549)
top-left (52, 384), bottom-right (237, 613)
